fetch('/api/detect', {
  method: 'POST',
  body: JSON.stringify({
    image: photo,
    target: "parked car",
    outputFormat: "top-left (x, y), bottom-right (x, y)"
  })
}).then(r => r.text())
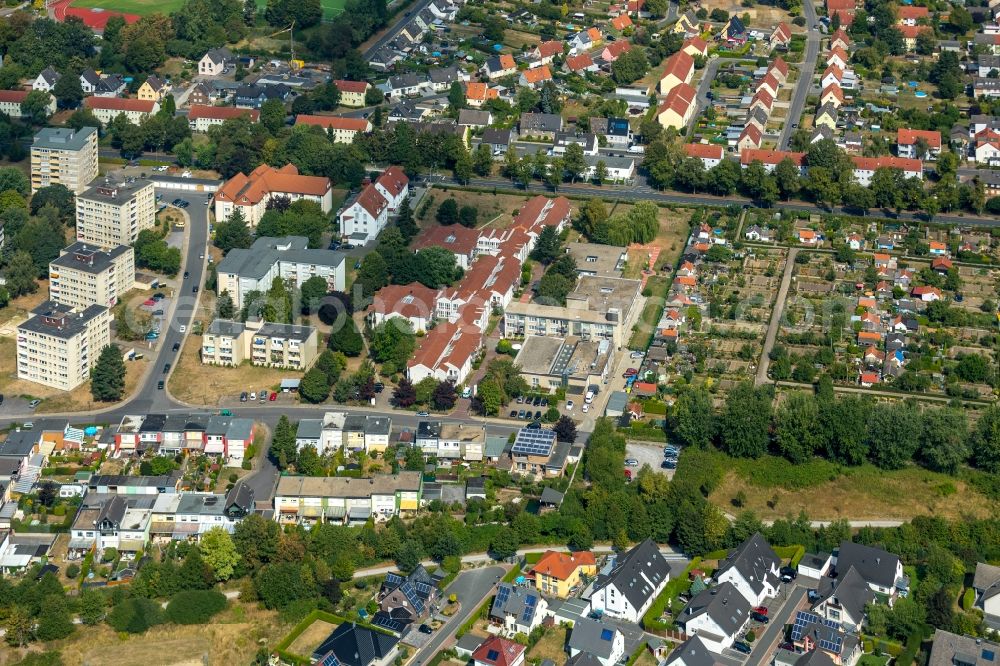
top-left (374, 382), bottom-right (385, 393)
top-left (269, 392), bottom-right (277, 401)
top-left (733, 642), bottom-right (752, 655)
top-left (417, 411), bottom-right (429, 417)
top-left (630, 351), bottom-right (645, 359)
top-left (566, 400), bottom-right (574, 410)
top-left (162, 363), bottom-right (171, 374)
top-left (661, 460), bottom-right (676, 469)
top-left (172, 342), bottom-right (180, 352)
top-left (0, 394), bottom-right (4, 406)
top-left (192, 286), bottom-right (199, 293)
top-left (179, 325), bottom-right (186, 333)
top-left (625, 458), bottom-right (639, 466)
top-left (517, 410), bottom-right (526, 419)
top-left (623, 368), bottom-right (638, 378)
top-left (780, 566), bottom-right (797, 582)
top-left (249, 392), bottom-right (257, 401)
top-left (418, 625), bottom-right (433, 635)
top-left (751, 612), bottom-right (769, 623)
top-left (753, 606), bottom-right (769, 616)
top-left (534, 410), bottom-right (542, 420)
top-left (28, 399), bottom-right (40, 410)
top-left (582, 404), bottom-right (589, 413)
top-left (183, 271), bottom-right (190, 279)
top-left (157, 381), bottom-right (164, 390)
top-left (153, 309), bottom-right (164, 316)
top-left (510, 410), bottom-right (518, 418)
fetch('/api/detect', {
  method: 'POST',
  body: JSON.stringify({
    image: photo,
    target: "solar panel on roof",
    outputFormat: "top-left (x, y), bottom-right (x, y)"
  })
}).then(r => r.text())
top-left (319, 653), bottom-right (342, 666)
top-left (511, 428), bottom-right (556, 456)
top-left (495, 584), bottom-right (511, 608)
top-left (601, 628), bottom-right (614, 641)
top-left (372, 615), bottom-right (405, 633)
top-left (487, 650), bottom-right (500, 661)
top-left (385, 572), bottom-right (403, 586)
top-left (414, 582), bottom-right (434, 596)
top-left (402, 583), bottom-right (425, 613)
top-left (985, 651), bottom-right (996, 662)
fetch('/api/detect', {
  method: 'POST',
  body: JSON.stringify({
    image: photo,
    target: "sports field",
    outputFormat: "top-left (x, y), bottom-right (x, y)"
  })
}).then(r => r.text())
top-left (69, 0), bottom-right (186, 14)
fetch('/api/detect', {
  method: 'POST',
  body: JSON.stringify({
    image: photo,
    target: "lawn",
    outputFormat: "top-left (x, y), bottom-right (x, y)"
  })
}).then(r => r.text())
top-left (627, 275), bottom-right (668, 351)
top-left (420, 188), bottom-right (553, 230)
top-left (527, 625), bottom-right (568, 663)
top-left (288, 619), bottom-right (338, 659)
top-left (70, 0), bottom-right (187, 14)
top-left (709, 457), bottom-right (1000, 522)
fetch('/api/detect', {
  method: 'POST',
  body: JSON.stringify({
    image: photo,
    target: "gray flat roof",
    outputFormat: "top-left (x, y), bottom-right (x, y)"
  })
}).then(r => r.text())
top-left (256, 322), bottom-right (315, 343)
top-left (207, 319), bottom-right (246, 337)
top-left (33, 126), bottom-right (96, 152)
top-left (18, 302), bottom-right (107, 339)
top-left (217, 236), bottom-right (344, 280)
top-left (78, 178), bottom-right (152, 204)
top-left (51, 242), bottom-right (131, 275)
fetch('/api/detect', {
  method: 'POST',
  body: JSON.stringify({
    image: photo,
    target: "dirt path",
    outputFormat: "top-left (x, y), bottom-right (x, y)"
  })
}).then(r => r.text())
top-left (755, 247), bottom-right (796, 385)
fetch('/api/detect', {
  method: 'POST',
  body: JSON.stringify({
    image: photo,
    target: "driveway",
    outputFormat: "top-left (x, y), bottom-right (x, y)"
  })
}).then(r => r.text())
top-left (411, 565), bottom-right (506, 663)
top-left (626, 442), bottom-right (674, 478)
top-left (743, 585), bottom-right (808, 666)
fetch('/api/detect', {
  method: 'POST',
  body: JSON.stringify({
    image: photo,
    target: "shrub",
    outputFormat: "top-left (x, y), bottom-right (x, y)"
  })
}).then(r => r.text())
top-left (165, 590), bottom-right (228, 625)
top-left (746, 630), bottom-right (756, 642)
top-left (65, 563), bottom-right (81, 579)
top-left (107, 597), bottom-right (165, 633)
top-left (101, 547), bottom-right (118, 563)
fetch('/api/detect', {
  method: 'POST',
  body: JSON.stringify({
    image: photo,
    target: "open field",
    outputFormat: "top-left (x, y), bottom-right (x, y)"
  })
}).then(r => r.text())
top-left (420, 189), bottom-right (574, 230)
top-left (288, 619), bottom-right (338, 659)
top-left (13, 601), bottom-right (289, 666)
top-left (527, 625), bottom-right (568, 663)
top-left (709, 459), bottom-right (1000, 521)
top-left (69, 0), bottom-right (186, 14)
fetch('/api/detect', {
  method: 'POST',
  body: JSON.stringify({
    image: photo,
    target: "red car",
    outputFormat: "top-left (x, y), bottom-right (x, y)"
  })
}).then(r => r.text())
top-left (753, 606), bottom-right (768, 616)
top-left (269, 391), bottom-right (277, 401)
top-left (623, 368), bottom-right (638, 378)
top-left (143, 299), bottom-right (156, 306)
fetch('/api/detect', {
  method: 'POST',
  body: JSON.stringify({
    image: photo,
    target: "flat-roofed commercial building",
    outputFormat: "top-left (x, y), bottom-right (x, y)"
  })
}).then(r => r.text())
top-left (49, 242), bottom-right (134, 309)
top-left (514, 335), bottom-right (613, 393)
top-left (273, 472), bottom-right (422, 525)
top-left (504, 276), bottom-right (642, 347)
top-left (76, 178), bottom-right (156, 248)
top-left (16, 301), bottom-right (111, 391)
top-left (201, 318), bottom-right (318, 370)
top-left (30, 127), bottom-right (99, 194)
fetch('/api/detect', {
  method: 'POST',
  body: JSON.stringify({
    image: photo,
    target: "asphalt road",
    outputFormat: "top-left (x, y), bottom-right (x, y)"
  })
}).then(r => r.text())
top-left (455, 176), bottom-right (1000, 227)
top-left (690, 59), bottom-right (723, 134)
top-left (745, 585), bottom-right (808, 666)
top-left (363, 0), bottom-right (433, 59)
top-left (778, 0), bottom-right (819, 150)
top-left (412, 565), bottom-right (506, 664)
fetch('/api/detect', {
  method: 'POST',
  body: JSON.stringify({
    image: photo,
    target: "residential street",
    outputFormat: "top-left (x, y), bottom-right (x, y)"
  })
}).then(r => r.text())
top-left (778, 0), bottom-right (819, 150)
top-left (744, 585), bottom-right (808, 666)
top-left (411, 565), bottom-right (506, 664)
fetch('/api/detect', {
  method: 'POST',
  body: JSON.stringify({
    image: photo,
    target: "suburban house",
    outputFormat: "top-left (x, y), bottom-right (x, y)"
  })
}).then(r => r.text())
top-left (850, 156), bottom-right (922, 187)
top-left (666, 636), bottom-right (725, 666)
top-left (714, 533), bottom-right (782, 606)
top-left (833, 541), bottom-right (907, 602)
top-left (273, 473), bottom-right (421, 526)
top-left (311, 622), bottom-right (398, 666)
top-left (338, 166), bottom-right (409, 242)
top-left (810, 566), bottom-right (874, 631)
top-left (334, 79), bottom-right (371, 107)
top-left (790, 610), bottom-right (863, 666)
top-left (295, 115), bottom-right (373, 144)
top-left (473, 636), bottom-right (526, 666)
top-left (33, 67), bottom-right (60, 92)
top-left (973, 562), bottom-right (1000, 629)
top-left (489, 582), bottom-right (547, 636)
top-left (187, 105), bottom-right (259, 132)
top-left (529, 550), bottom-right (597, 598)
top-left (896, 128), bottom-right (941, 160)
top-left (568, 618), bottom-right (626, 666)
top-left (656, 82), bottom-right (696, 129)
top-left (374, 565), bottom-right (439, 630)
top-left (678, 582), bottom-right (753, 653)
top-left (482, 54), bottom-right (517, 80)
top-left (682, 36), bottom-right (709, 58)
top-left (137, 76), bottom-right (169, 102)
top-left (684, 143), bottom-right (724, 169)
top-left (590, 539), bottom-right (670, 623)
top-left (658, 50), bottom-right (695, 95)
top-left (199, 47), bottom-right (232, 75)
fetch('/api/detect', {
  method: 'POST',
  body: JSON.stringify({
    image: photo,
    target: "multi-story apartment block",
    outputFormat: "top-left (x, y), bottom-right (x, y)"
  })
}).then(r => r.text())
top-left (201, 318), bottom-right (318, 370)
top-left (214, 164), bottom-right (333, 227)
top-left (49, 242), bottom-right (134, 309)
top-left (0, 90), bottom-right (55, 119)
top-left (337, 166), bottom-right (410, 242)
top-left (295, 115), bottom-right (373, 144)
top-left (504, 276), bottom-right (642, 347)
top-left (75, 178), bottom-right (156, 248)
top-left (30, 127), bottom-right (99, 194)
top-left (273, 472), bottom-right (422, 525)
top-left (83, 97), bottom-right (159, 125)
top-left (186, 105), bottom-right (259, 132)
top-left (16, 301), bottom-right (111, 391)
top-left (215, 235), bottom-right (345, 309)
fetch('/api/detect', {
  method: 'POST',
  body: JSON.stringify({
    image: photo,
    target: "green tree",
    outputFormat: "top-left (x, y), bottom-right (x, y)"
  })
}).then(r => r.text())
top-left (447, 81), bottom-right (464, 111)
top-left (260, 98), bottom-right (286, 134)
top-left (356, 252), bottom-right (389, 300)
top-left (35, 594), bottom-right (74, 641)
top-left (300, 275), bottom-right (329, 315)
top-left (919, 408), bottom-right (968, 475)
top-left (554, 415), bottom-right (577, 442)
top-left (866, 402), bottom-right (922, 470)
top-left (563, 143), bottom-right (586, 183)
top-left (199, 528), bottom-right (241, 581)
top-left (719, 382), bottom-right (772, 458)
top-left (476, 380), bottom-right (503, 416)
top-left (530, 225), bottom-right (561, 264)
top-left (214, 209), bottom-right (253, 253)
top-left (21, 91), bottom-right (53, 125)
top-left (91, 344), bottom-right (126, 402)
top-left (473, 144), bottom-right (494, 177)
top-left (270, 415), bottom-right (298, 469)
top-left (165, 589), bottom-right (228, 624)
top-left (436, 197), bottom-right (459, 225)
top-left (971, 405), bottom-right (1000, 473)
top-left (4, 250), bottom-right (39, 298)
top-left (107, 597), bottom-right (165, 634)
top-left (300, 367), bottom-right (332, 403)
top-left (30, 184), bottom-right (75, 220)
top-left (370, 320), bottom-right (416, 369)
top-left (490, 527), bottom-right (519, 559)
top-left (670, 386), bottom-right (715, 448)
top-left (53, 71), bottom-right (84, 109)
top-left (774, 391), bottom-right (822, 463)
top-left (79, 588), bottom-right (107, 625)
top-left (216, 290), bottom-right (236, 319)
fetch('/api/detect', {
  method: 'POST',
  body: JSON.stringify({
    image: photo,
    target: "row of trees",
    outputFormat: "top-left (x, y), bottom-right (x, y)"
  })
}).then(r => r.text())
top-left (670, 380), bottom-right (1000, 475)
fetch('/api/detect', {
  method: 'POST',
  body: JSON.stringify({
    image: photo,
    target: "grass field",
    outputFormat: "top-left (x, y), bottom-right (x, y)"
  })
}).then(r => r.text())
top-left (709, 458), bottom-right (1000, 522)
top-left (70, 0), bottom-right (187, 14)
top-left (70, 0), bottom-right (345, 18)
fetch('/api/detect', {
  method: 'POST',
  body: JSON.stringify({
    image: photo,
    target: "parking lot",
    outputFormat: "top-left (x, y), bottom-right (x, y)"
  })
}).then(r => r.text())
top-left (625, 441), bottom-right (678, 479)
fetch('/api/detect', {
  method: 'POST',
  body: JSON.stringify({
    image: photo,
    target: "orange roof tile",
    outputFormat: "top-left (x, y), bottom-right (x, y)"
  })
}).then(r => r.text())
top-left (84, 96), bottom-right (155, 112)
top-left (897, 128), bottom-right (941, 149)
top-left (189, 105), bottom-right (260, 122)
top-left (661, 50), bottom-right (694, 82)
top-left (740, 149), bottom-right (805, 166)
top-left (217, 163), bottom-right (332, 207)
top-left (0, 90), bottom-right (28, 103)
top-left (334, 79), bottom-right (369, 94)
top-left (684, 143), bottom-right (724, 160)
top-left (536, 41), bottom-right (564, 58)
top-left (295, 114), bottom-right (369, 131)
top-left (499, 54), bottom-right (516, 70)
top-left (611, 13), bottom-right (633, 30)
top-left (521, 65), bottom-right (553, 84)
top-left (531, 550), bottom-right (597, 580)
top-left (566, 53), bottom-right (595, 71)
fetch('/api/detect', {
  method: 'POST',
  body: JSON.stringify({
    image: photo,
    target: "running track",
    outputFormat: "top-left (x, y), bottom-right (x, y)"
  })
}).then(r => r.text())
top-left (51, 0), bottom-right (139, 31)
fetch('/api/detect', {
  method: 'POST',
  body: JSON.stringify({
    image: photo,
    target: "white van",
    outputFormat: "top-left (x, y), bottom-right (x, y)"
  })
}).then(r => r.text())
top-left (584, 390), bottom-right (595, 404)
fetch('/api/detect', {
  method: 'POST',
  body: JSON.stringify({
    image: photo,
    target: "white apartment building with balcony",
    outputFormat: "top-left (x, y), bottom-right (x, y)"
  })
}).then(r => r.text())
top-left (30, 127), bottom-right (99, 194)
top-left (75, 178), bottom-right (156, 248)
top-left (16, 301), bottom-right (111, 391)
top-left (49, 242), bottom-right (134, 310)
top-left (201, 318), bottom-right (319, 370)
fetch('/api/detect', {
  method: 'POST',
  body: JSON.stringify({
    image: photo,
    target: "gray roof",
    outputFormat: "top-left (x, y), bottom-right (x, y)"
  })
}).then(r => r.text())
top-left (520, 112), bottom-right (563, 133)
top-left (458, 109), bottom-right (492, 126)
top-left (78, 177), bottom-right (152, 205)
top-left (456, 634), bottom-right (485, 653)
top-left (681, 582), bottom-right (752, 637)
top-left (484, 435), bottom-right (508, 458)
top-left (256, 322), bottom-right (315, 343)
top-left (812, 566), bottom-right (874, 622)
top-left (428, 65), bottom-right (460, 84)
top-left (974, 562), bottom-right (1000, 605)
top-left (716, 533), bottom-right (781, 598)
top-left (595, 539), bottom-right (671, 612)
top-left (0, 430), bottom-right (40, 457)
top-left (584, 154), bottom-right (634, 170)
top-left (666, 636), bottom-right (723, 666)
top-left (51, 242), bottom-right (130, 275)
top-left (605, 391), bottom-right (629, 414)
top-left (490, 583), bottom-right (543, 626)
top-left (312, 622), bottom-right (398, 666)
top-left (33, 126), bottom-right (96, 152)
top-left (225, 480), bottom-right (254, 514)
top-left (835, 541), bottom-right (900, 589)
top-left (18, 302), bottom-right (107, 340)
top-left (296, 419), bottom-right (324, 440)
top-left (37, 66), bottom-right (60, 85)
top-left (540, 487), bottom-right (564, 505)
top-left (226, 418), bottom-right (254, 441)
top-left (389, 72), bottom-right (424, 90)
top-left (567, 654), bottom-right (604, 666)
top-left (928, 629), bottom-right (1000, 666)
top-left (204, 47), bottom-right (232, 65)
top-left (80, 69), bottom-right (101, 88)
top-left (207, 319), bottom-right (246, 337)
top-left (216, 236), bottom-right (343, 279)
top-left (481, 128), bottom-right (513, 146)
top-left (796, 651), bottom-right (838, 666)
top-left (567, 617), bottom-right (620, 660)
